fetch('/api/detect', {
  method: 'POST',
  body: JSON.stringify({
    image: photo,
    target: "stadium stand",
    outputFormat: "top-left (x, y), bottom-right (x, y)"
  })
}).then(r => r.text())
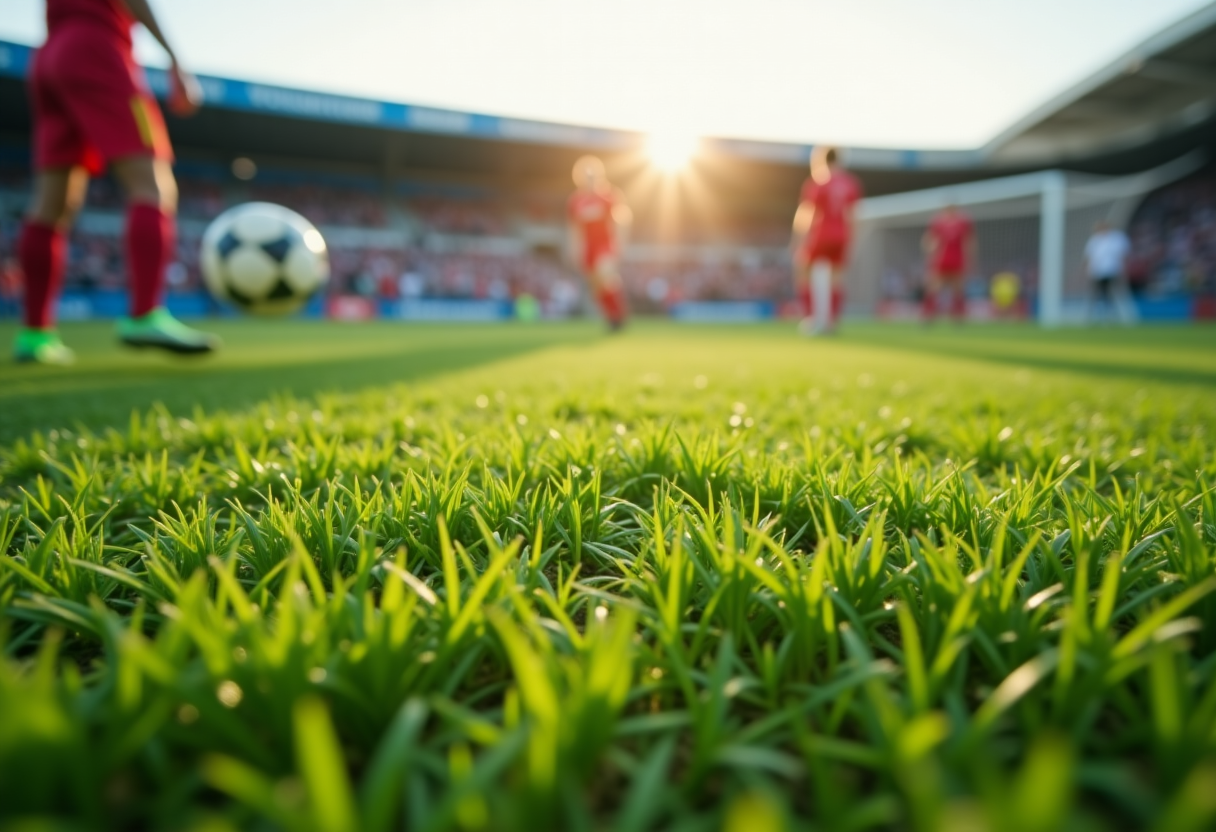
top-left (0, 152), bottom-right (794, 317)
top-left (1127, 163), bottom-right (1216, 304)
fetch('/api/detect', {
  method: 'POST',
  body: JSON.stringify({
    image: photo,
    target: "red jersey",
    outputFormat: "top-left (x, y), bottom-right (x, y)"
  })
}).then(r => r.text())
top-left (568, 188), bottom-right (619, 253)
top-left (927, 211), bottom-right (973, 273)
top-left (801, 170), bottom-right (862, 246)
top-left (47, 0), bottom-right (134, 45)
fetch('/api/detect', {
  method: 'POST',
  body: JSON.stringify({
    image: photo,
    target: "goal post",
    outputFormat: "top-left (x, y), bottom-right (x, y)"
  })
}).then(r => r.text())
top-left (1040, 171), bottom-right (1066, 326)
top-left (848, 152), bottom-right (1205, 325)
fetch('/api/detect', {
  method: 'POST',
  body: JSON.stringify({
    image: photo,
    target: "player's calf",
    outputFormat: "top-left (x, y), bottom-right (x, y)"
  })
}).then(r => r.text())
top-left (592, 260), bottom-right (628, 329)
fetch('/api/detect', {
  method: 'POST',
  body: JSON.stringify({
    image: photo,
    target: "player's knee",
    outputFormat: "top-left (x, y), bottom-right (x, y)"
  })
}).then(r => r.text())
top-left (594, 262), bottom-right (621, 287)
top-left (28, 171), bottom-right (79, 227)
top-left (114, 156), bottom-right (177, 212)
top-left (154, 160), bottom-right (179, 213)
top-left (59, 194), bottom-right (85, 227)
top-left (28, 196), bottom-right (64, 226)
top-left (157, 175), bottom-right (179, 214)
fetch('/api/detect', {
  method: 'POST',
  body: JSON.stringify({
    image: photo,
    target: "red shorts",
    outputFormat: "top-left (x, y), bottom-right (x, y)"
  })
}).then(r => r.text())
top-left (931, 257), bottom-right (965, 279)
top-left (30, 24), bottom-right (172, 174)
top-left (802, 236), bottom-right (849, 268)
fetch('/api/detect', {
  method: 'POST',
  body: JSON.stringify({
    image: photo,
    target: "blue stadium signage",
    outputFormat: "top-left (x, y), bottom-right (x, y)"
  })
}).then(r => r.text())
top-left (0, 42), bottom-right (32, 76)
top-left (0, 40), bottom-right (638, 152)
top-left (0, 38), bottom-right (959, 169)
top-left (670, 301), bottom-right (777, 322)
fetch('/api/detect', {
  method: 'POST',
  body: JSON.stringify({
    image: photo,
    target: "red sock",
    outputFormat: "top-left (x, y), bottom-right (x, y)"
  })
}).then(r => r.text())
top-left (19, 221), bottom-right (65, 329)
top-left (599, 286), bottom-right (625, 324)
top-left (797, 282), bottom-right (812, 317)
top-left (126, 203), bottom-right (174, 317)
top-left (950, 288), bottom-right (967, 319)
top-left (830, 287), bottom-right (844, 324)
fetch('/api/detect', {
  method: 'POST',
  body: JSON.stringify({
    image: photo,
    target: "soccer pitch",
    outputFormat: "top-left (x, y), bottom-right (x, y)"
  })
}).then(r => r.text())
top-left (2, 320), bottom-right (1216, 831)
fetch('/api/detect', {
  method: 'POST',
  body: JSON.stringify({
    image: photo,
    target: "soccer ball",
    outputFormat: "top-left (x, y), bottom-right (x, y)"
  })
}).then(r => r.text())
top-left (200, 202), bottom-right (329, 315)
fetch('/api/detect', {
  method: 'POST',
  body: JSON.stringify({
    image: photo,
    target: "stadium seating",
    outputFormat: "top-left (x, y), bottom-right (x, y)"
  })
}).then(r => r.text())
top-left (0, 157), bottom-right (794, 316)
top-left (5, 154), bottom-right (1213, 320)
top-left (1126, 165), bottom-right (1216, 301)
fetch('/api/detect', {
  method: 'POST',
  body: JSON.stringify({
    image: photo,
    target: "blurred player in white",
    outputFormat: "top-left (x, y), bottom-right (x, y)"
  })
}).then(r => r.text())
top-left (791, 146), bottom-right (862, 335)
top-left (922, 203), bottom-right (975, 322)
top-left (1083, 220), bottom-right (1135, 323)
top-left (568, 156), bottom-right (632, 331)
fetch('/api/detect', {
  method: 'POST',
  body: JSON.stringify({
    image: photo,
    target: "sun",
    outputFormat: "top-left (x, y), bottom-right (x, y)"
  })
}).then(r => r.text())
top-left (647, 132), bottom-right (700, 172)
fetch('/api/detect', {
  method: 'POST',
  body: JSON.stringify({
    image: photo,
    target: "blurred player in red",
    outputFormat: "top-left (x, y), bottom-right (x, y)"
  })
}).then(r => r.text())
top-left (922, 203), bottom-right (974, 323)
top-left (791, 146), bottom-right (861, 335)
top-left (14, 0), bottom-right (219, 364)
top-left (568, 155), bottom-right (632, 331)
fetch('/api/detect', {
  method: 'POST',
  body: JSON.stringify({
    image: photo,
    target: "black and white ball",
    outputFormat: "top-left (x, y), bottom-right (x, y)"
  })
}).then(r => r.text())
top-left (201, 202), bottom-right (329, 315)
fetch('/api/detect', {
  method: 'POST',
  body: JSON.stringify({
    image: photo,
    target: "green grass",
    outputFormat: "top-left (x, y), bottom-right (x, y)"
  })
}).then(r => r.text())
top-left (2, 320), bottom-right (1216, 832)
top-left (0, 321), bottom-right (601, 444)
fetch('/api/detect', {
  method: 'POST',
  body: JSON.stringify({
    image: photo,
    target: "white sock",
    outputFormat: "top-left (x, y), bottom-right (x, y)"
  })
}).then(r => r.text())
top-left (812, 263), bottom-right (832, 330)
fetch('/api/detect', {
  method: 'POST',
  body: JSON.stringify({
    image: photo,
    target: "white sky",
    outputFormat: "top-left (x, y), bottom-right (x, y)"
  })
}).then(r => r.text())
top-left (1, 0), bottom-right (1210, 148)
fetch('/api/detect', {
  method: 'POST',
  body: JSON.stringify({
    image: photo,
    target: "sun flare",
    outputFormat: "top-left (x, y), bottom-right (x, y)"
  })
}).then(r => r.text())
top-left (647, 132), bottom-right (700, 172)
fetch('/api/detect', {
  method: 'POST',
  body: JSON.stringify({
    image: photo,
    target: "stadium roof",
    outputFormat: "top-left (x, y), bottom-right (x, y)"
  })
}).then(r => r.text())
top-left (2, 3), bottom-right (1214, 193)
top-left (0, 39), bottom-right (982, 176)
top-left (983, 1), bottom-right (1216, 168)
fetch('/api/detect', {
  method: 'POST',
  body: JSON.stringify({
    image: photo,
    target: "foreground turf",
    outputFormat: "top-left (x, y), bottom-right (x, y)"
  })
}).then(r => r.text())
top-left (2, 322), bottom-right (1216, 831)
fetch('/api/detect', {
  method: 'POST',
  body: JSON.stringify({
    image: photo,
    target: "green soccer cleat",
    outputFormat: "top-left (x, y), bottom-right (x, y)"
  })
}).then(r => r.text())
top-left (13, 328), bottom-right (76, 365)
top-left (117, 307), bottom-right (221, 355)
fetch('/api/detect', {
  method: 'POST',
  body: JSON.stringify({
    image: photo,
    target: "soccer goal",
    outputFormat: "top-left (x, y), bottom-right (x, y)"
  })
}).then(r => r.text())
top-left (848, 152), bottom-right (1205, 325)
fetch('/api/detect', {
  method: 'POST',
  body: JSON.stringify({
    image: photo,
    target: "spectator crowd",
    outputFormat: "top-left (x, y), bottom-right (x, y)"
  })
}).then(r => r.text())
top-left (1126, 167), bottom-right (1216, 299)
top-left (3, 155), bottom-right (1215, 319)
top-left (1, 161), bottom-right (792, 315)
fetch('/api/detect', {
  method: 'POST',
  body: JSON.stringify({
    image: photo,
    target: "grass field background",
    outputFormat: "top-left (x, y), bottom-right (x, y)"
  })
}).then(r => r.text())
top-left (2, 320), bottom-right (1216, 831)
top-left (4, 321), bottom-right (1216, 443)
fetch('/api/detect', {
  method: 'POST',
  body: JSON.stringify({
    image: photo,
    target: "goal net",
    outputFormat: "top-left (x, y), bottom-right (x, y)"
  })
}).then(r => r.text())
top-left (847, 152), bottom-right (1205, 324)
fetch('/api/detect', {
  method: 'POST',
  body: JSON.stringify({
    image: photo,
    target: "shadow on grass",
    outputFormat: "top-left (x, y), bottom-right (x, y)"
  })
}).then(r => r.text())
top-left (0, 329), bottom-right (593, 443)
top-left (845, 327), bottom-right (1216, 388)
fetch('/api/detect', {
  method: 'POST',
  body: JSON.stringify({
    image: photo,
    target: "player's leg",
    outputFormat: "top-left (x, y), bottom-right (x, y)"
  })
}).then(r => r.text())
top-left (591, 255), bottom-right (627, 330)
top-left (815, 263), bottom-right (832, 331)
top-left (1089, 277), bottom-right (1110, 322)
top-left (948, 277), bottom-right (966, 321)
top-left (801, 242), bottom-right (843, 335)
top-left (50, 27), bottom-right (218, 356)
top-left (1112, 277), bottom-right (1139, 325)
top-left (799, 260), bottom-right (832, 335)
top-left (15, 37), bottom-right (89, 365)
top-left (110, 154), bottom-right (218, 353)
top-left (827, 263), bottom-right (845, 332)
top-left (112, 154), bottom-right (176, 319)
top-left (922, 272), bottom-right (940, 321)
top-left (801, 260), bottom-right (834, 334)
top-left (792, 251), bottom-right (812, 323)
top-left (14, 165), bottom-right (88, 364)
top-left (1089, 276), bottom-right (1108, 321)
